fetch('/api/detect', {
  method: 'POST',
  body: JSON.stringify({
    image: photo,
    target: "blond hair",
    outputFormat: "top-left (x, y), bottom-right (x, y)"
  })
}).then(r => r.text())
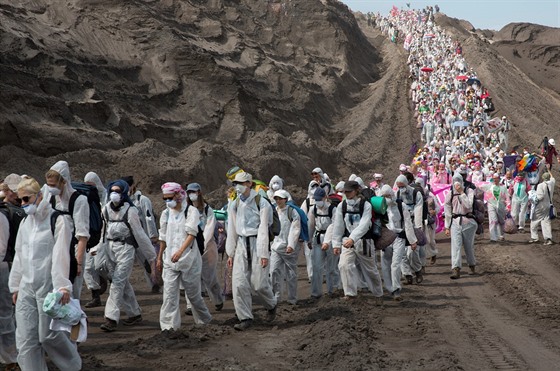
top-left (45, 169), bottom-right (63, 183)
top-left (17, 178), bottom-right (40, 194)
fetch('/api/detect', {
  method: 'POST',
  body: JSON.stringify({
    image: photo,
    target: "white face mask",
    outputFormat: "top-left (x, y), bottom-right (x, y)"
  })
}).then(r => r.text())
top-left (315, 200), bottom-right (325, 208)
top-left (235, 184), bottom-right (247, 195)
top-left (0, 191), bottom-right (5, 199)
top-left (109, 192), bottom-right (121, 204)
top-left (271, 183), bottom-right (280, 191)
top-left (188, 193), bottom-right (198, 202)
top-left (166, 200), bottom-right (177, 209)
top-left (48, 186), bottom-right (61, 196)
top-left (23, 204), bottom-right (37, 215)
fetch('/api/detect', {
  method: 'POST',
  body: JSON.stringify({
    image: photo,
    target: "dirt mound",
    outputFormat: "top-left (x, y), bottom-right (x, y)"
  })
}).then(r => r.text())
top-left (0, 0), bottom-right (387, 202)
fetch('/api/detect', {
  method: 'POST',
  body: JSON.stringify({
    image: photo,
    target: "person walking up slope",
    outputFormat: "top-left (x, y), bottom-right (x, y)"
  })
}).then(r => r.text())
top-left (226, 172), bottom-right (277, 331)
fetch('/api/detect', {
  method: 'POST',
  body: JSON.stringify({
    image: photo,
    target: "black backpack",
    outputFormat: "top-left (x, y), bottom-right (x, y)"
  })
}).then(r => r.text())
top-left (397, 187), bottom-right (428, 223)
top-left (50, 183), bottom-right (103, 251)
top-left (0, 202), bottom-right (26, 264)
top-left (185, 203), bottom-right (207, 256)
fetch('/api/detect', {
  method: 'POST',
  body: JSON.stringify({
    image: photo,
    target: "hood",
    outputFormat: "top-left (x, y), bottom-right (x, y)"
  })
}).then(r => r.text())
top-left (85, 171), bottom-right (107, 204)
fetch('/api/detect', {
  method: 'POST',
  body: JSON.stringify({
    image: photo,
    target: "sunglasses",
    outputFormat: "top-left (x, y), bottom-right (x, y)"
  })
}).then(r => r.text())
top-left (162, 196), bottom-right (175, 201)
top-left (21, 195), bottom-right (36, 203)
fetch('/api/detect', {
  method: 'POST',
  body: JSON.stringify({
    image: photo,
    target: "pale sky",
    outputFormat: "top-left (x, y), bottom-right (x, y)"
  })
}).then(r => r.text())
top-left (341, 0), bottom-right (560, 31)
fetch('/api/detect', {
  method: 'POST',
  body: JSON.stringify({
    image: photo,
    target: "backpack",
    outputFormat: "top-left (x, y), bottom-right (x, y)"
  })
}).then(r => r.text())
top-left (252, 194), bottom-right (281, 239)
top-left (0, 202), bottom-right (26, 264)
top-left (185, 203), bottom-right (206, 256)
top-left (397, 187), bottom-right (428, 223)
top-left (101, 206), bottom-right (153, 276)
top-left (450, 186), bottom-right (485, 234)
top-left (286, 201), bottom-right (309, 242)
top-left (50, 182), bottom-right (103, 252)
top-left (313, 203), bottom-right (336, 219)
top-left (328, 194), bottom-right (342, 207)
top-left (340, 197), bottom-right (378, 241)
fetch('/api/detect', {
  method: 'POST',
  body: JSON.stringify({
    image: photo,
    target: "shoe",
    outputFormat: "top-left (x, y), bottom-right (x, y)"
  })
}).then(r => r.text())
top-left (415, 271), bottom-right (423, 284)
top-left (84, 294), bottom-right (102, 308)
top-left (544, 239), bottom-right (553, 246)
top-left (450, 268), bottom-right (460, 280)
top-left (468, 265), bottom-right (476, 275)
top-left (215, 302), bottom-right (224, 311)
top-left (489, 240), bottom-right (497, 243)
top-left (518, 227), bottom-right (525, 233)
top-left (392, 289), bottom-right (403, 302)
top-left (430, 255), bottom-right (437, 265)
top-left (528, 239), bottom-right (539, 244)
top-left (498, 236), bottom-right (505, 241)
top-left (405, 275), bottom-right (414, 285)
top-left (151, 284), bottom-right (160, 294)
top-left (122, 315), bottom-right (142, 326)
top-left (185, 308), bottom-right (192, 316)
top-left (267, 305), bottom-right (277, 322)
top-left (342, 295), bottom-right (356, 301)
top-left (420, 266), bottom-right (426, 275)
top-left (233, 319), bottom-right (253, 331)
top-left (100, 318), bottom-right (118, 332)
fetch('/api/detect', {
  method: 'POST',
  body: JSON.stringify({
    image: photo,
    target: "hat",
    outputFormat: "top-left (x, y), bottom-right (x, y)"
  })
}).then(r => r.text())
top-left (273, 190), bottom-right (290, 200)
top-left (313, 187), bottom-right (326, 201)
top-left (399, 164), bottom-right (407, 172)
top-left (232, 172), bottom-right (252, 183)
top-left (373, 173), bottom-right (383, 180)
top-left (311, 167), bottom-right (323, 176)
top-left (335, 181), bottom-right (345, 192)
top-left (343, 181), bottom-right (360, 192)
top-left (549, 138), bottom-right (556, 146)
top-left (502, 116), bottom-right (506, 120)
top-left (492, 173), bottom-right (500, 179)
top-left (226, 166), bottom-right (243, 180)
top-left (186, 183), bottom-right (201, 192)
top-left (3, 174), bottom-right (22, 192)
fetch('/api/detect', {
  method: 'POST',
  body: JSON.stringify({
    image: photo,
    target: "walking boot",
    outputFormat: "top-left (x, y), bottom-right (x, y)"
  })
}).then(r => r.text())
top-left (405, 275), bottom-right (414, 285)
top-left (468, 265), bottom-right (476, 275)
top-left (85, 290), bottom-right (102, 308)
top-left (450, 267), bottom-right (460, 280)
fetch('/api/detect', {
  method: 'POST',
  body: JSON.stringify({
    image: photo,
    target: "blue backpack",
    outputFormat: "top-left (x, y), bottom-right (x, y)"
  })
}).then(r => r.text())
top-left (286, 201), bottom-right (309, 242)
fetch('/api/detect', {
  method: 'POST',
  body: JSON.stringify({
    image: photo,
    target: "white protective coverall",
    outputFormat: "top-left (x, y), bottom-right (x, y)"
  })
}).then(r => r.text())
top-left (132, 190), bottom-right (159, 288)
top-left (307, 203), bottom-right (338, 297)
top-left (185, 204), bottom-right (223, 311)
top-left (270, 205), bottom-right (300, 305)
top-left (444, 178), bottom-right (477, 270)
top-left (380, 187), bottom-right (417, 294)
top-left (226, 190), bottom-right (276, 321)
top-left (0, 212), bottom-right (17, 365)
top-left (8, 186), bottom-right (81, 371)
top-left (83, 171), bottom-right (106, 292)
top-left (103, 202), bottom-right (152, 323)
top-left (480, 182), bottom-right (507, 241)
top-left (396, 184), bottom-right (424, 276)
top-left (424, 190), bottom-right (440, 259)
top-left (49, 161), bottom-right (90, 301)
top-left (530, 175), bottom-right (556, 241)
top-left (332, 199), bottom-right (384, 298)
top-left (510, 178), bottom-right (530, 230)
top-left (160, 203), bottom-right (212, 330)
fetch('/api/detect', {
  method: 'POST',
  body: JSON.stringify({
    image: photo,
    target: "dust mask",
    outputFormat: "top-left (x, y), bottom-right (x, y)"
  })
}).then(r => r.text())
top-left (188, 193), bottom-right (198, 202)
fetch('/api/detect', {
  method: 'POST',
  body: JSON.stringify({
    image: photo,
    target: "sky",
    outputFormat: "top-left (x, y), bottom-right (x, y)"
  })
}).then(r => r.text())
top-left (340, 0), bottom-right (560, 30)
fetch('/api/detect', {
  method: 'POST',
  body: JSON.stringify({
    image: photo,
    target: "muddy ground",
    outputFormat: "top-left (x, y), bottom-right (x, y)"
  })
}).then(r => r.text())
top-left (77, 223), bottom-right (560, 370)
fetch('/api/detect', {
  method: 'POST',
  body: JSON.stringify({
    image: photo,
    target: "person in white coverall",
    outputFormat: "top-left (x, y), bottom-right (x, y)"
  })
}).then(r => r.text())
top-left (307, 187), bottom-right (339, 298)
top-left (444, 175), bottom-right (477, 279)
top-left (379, 185), bottom-right (417, 301)
top-left (184, 182), bottom-right (223, 314)
top-left (122, 176), bottom-right (160, 293)
top-left (83, 171), bottom-right (107, 308)
top-left (395, 174), bottom-right (424, 284)
top-left (267, 175), bottom-right (291, 204)
top-left (45, 161), bottom-right (90, 301)
top-left (480, 173), bottom-right (508, 242)
top-left (0, 207), bottom-right (18, 369)
top-left (100, 179), bottom-right (153, 332)
top-left (157, 182), bottom-right (212, 331)
top-left (226, 172), bottom-right (277, 331)
top-left (529, 171), bottom-right (556, 245)
top-left (9, 178), bottom-right (81, 371)
top-left (332, 181), bottom-right (383, 300)
top-left (509, 172), bottom-right (530, 232)
top-left (270, 190), bottom-right (301, 305)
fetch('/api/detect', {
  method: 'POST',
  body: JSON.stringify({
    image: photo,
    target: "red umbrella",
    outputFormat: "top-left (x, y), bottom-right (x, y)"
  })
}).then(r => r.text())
top-left (456, 75), bottom-right (468, 81)
top-left (421, 67), bottom-right (434, 72)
